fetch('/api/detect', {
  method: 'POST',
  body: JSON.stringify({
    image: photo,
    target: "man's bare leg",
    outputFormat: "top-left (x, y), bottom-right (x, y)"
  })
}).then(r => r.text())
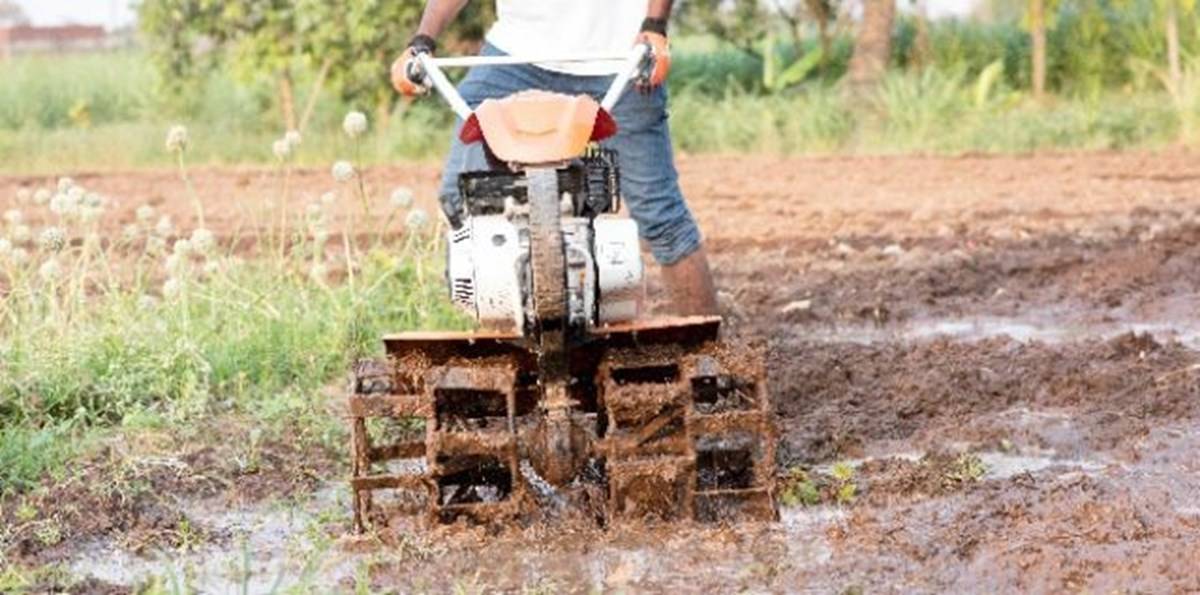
top-left (661, 246), bottom-right (719, 317)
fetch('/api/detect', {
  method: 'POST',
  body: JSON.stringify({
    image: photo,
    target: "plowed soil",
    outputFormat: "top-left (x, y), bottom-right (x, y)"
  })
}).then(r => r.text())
top-left (5, 149), bottom-right (1200, 592)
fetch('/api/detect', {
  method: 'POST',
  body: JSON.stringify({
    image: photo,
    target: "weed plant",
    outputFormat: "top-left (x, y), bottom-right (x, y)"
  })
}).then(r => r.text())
top-left (0, 115), bottom-right (467, 493)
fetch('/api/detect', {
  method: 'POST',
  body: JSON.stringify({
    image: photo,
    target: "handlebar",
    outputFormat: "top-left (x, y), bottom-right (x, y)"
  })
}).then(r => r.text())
top-left (410, 45), bottom-right (653, 120)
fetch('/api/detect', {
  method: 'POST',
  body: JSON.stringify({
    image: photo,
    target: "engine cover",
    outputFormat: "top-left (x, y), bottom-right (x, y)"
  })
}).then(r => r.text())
top-left (594, 217), bottom-right (643, 324)
top-left (447, 215), bottom-right (526, 331)
top-left (446, 214), bottom-right (642, 333)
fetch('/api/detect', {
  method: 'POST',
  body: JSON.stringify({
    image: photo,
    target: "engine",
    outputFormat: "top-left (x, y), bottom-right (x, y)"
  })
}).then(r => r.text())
top-left (446, 149), bottom-right (644, 333)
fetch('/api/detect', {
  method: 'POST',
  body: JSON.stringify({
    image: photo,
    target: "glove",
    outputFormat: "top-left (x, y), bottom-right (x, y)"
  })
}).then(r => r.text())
top-left (391, 34), bottom-right (437, 96)
top-left (637, 18), bottom-right (671, 90)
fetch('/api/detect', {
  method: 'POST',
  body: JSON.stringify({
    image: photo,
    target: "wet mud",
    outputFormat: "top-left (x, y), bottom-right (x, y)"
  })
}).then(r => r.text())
top-left (0, 422), bottom-right (338, 583)
top-left (5, 151), bottom-right (1200, 591)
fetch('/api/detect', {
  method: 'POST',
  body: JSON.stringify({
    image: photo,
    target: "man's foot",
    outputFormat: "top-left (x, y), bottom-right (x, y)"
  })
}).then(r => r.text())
top-left (661, 246), bottom-right (719, 317)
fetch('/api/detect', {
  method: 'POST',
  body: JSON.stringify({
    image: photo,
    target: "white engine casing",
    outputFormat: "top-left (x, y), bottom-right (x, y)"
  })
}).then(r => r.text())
top-left (594, 217), bottom-right (643, 324)
top-left (447, 215), bottom-right (526, 331)
top-left (446, 214), bottom-right (643, 333)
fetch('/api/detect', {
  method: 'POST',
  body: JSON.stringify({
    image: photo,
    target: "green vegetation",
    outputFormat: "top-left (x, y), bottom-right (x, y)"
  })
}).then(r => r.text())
top-left (0, 51), bottom-right (457, 173)
top-left (943, 453), bottom-right (989, 486)
top-left (2, 2), bottom-right (1200, 172)
top-left (779, 468), bottom-right (822, 507)
top-left (778, 462), bottom-right (859, 507)
top-left (0, 53), bottom-right (1194, 175)
top-left (0, 132), bottom-right (467, 493)
top-left (137, 0), bottom-right (495, 130)
top-left (0, 563), bottom-right (77, 593)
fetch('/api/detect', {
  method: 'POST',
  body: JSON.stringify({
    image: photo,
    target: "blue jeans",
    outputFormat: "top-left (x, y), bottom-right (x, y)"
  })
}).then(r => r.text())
top-left (438, 43), bottom-right (702, 265)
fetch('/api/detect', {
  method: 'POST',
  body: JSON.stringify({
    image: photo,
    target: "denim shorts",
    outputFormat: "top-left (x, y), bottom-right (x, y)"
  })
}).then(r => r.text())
top-left (436, 42), bottom-right (703, 265)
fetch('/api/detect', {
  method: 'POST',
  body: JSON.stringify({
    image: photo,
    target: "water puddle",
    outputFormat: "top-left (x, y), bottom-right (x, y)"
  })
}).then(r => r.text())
top-left (66, 486), bottom-right (855, 593)
top-left (69, 484), bottom-right (357, 592)
top-left (814, 448), bottom-right (1110, 482)
top-left (1124, 422), bottom-right (1200, 518)
top-left (794, 315), bottom-right (1200, 347)
top-left (581, 507), bottom-right (845, 591)
top-left (976, 452), bottom-right (1109, 480)
top-left (62, 445), bottom-right (1141, 592)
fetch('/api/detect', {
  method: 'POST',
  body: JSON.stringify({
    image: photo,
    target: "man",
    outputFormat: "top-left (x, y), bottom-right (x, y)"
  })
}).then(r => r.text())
top-left (391, 0), bottom-right (718, 316)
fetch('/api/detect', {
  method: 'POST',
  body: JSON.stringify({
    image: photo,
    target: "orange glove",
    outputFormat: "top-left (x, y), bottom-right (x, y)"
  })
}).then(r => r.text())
top-left (637, 31), bottom-right (671, 89)
top-left (391, 47), bottom-right (429, 96)
top-left (391, 35), bottom-right (437, 96)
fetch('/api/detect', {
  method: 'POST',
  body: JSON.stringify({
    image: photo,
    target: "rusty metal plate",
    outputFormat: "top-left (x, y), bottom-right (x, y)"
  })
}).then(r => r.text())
top-left (588, 316), bottom-right (721, 348)
top-left (383, 330), bottom-right (531, 364)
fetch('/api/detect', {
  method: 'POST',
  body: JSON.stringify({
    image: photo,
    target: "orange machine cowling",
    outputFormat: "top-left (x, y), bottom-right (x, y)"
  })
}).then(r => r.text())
top-left (460, 90), bottom-right (615, 165)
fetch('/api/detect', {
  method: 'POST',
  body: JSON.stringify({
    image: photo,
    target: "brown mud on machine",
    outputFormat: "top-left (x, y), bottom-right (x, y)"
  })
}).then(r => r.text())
top-left (348, 44), bottom-right (776, 529)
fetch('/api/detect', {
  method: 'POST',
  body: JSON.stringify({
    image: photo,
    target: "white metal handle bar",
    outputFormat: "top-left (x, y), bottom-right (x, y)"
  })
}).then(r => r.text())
top-left (414, 45), bottom-right (651, 121)
top-left (428, 52), bottom-right (636, 68)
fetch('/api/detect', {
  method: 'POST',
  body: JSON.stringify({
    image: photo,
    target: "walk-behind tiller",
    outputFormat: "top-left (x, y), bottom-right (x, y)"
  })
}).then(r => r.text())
top-left (349, 44), bottom-right (777, 529)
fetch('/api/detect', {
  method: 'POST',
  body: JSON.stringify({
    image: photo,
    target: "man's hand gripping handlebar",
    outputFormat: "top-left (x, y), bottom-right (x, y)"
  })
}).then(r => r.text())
top-left (391, 34), bottom-right (437, 97)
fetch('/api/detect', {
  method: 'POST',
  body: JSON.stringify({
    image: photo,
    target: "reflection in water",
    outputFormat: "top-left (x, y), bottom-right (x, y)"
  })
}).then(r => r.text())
top-left (794, 315), bottom-right (1200, 348)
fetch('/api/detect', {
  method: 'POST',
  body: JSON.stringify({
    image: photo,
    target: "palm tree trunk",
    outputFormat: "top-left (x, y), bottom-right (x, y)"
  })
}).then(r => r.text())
top-left (804, 0), bottom-right (834, 69)
top-left (1031, 0), bottom-right (1047, 98)
top-left (911, 0), bottom-right (932, 69)
top-left (849, 0), bottom-right (897, 91)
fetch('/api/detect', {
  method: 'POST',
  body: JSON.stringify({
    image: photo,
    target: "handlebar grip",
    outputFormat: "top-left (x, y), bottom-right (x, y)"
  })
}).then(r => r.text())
top-left (632, 42), bottom-right (656, 86)
top-left (406, 58), bottom-right (427, 86)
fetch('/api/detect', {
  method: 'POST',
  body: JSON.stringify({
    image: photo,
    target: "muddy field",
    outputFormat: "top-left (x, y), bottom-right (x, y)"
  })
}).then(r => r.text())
top-left (5, 149), bottom-right (1200, 592)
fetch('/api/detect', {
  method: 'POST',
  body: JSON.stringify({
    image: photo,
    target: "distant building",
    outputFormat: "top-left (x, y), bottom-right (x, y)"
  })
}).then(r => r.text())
top-left (0, 24), bottom-right (120, 59)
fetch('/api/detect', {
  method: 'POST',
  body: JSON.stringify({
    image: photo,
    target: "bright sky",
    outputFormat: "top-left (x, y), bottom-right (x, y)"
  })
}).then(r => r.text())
top-left (922, 0), bottom-right (979, 18)
top-left (13, 0), bottom-right (979, 30)
top-left (14, 0), bottom-right (137, 29)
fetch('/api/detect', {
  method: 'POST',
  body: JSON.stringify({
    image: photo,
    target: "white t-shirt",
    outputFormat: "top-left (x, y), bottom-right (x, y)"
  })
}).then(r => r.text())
top-left (486, 0), bottom-right (646, 76)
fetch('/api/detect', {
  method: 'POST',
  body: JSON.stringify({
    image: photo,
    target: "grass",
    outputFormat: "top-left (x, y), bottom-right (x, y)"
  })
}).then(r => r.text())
top-left (0, 562), bottom-right (78, 593)
top-left (670, 70), bottom-right (1185, 156)
top-left (2, 50), bottom-right (1199, 175)
top-left (0, 126), bottom-right (468, 495)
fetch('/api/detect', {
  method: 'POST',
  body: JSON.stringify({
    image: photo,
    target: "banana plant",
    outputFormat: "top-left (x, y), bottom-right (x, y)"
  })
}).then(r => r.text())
top-left (973, 60), bottom-right (1006, 109)
top-left (762, 32), bottom-right (825, 93)
top-left (1025, 0), bottom-right (1062, 97)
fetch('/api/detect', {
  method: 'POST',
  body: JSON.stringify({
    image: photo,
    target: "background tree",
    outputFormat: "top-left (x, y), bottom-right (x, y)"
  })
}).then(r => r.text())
top-left (136, 0), bottom-right (230, 114)
top-left (793, 0), bottom-right (846, 70)
top-left (908, 0), bottom-right (932, 68)
top-left (976, 0), bottom-right (1027, 20)
top-left (138, 0), bottom-right (491, 131)
top-left (849, 0), bottom-right (898, 91)
top-left (223, 1), bottom-right (307, 131)
top-left (681, 0), bottom-right (848, 93)
top-left (293, 0), bottom-right (492, 129)
top-left (0, 0), bottom-right (28, 27)
top-left (1161, 0), bottom-right (1197, 91)
top-left (1028, 0), bottom-right (1054, 97)
top-left (683, 0), bottom-right (845, 63)
top-left (677, 0), bottom-right (770, 58)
